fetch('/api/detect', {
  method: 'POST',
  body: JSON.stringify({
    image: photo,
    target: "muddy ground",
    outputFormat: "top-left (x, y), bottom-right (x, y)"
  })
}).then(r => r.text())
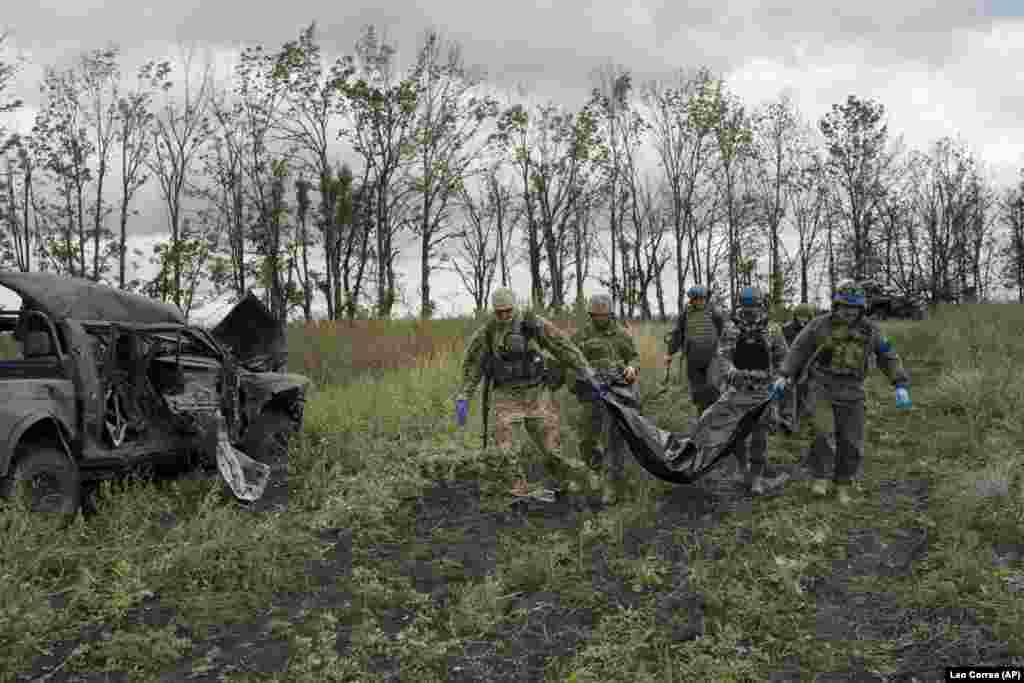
top-left (14, 446), bottom-right (1022, 682)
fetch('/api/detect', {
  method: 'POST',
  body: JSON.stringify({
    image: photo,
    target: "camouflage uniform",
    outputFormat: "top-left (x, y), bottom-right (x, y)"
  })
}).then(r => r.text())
top-left (458, 288), bottom-right (592, 499)
top-left (778, 281), bottom-right (910, 502)
top-left (714, 287), bottom-right (790, 495)
top-left (571, 293), bottom-right (639, 504)
top-left (780, 303), bottom-right (816, 431)
top-left (665, 285), bottom-right (727, 415)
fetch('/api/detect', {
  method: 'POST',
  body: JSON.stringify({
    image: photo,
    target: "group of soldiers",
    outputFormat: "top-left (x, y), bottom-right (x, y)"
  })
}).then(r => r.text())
top-left (455, 279), bottom-right (912, 507)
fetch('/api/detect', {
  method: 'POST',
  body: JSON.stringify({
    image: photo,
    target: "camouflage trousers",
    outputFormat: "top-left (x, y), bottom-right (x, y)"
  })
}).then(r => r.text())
top-left (491, 391), bottom-right (584, 481)
top-left (713, 384), bottom-right (775, 474)
top-left (803, 380), bottom-right (866, 484)
top-left (574, 383), bottom-right (637, 482)
top-left (687, 358), bottom-right (722, 416)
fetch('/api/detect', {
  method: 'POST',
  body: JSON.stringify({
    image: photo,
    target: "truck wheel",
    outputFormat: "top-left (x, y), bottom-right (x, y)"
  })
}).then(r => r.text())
top-left (0, 447), bottom-right (81, 516)
top-left (241, 410), bottom-right (296, 464)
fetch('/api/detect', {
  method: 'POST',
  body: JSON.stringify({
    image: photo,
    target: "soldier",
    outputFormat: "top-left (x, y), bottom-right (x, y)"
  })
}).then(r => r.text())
top-left (768, 280), bottom-right (912, 505)
top-left (664, 285), bottom-right (727, 416)
top-left (715, 286), bottom-right (791, 495)
top-left (570, 293), bottom-right (639, 505)
top-left (455, 288), bottom-right (602, 503)
top-left (779, 303), bottom-right (817, 432)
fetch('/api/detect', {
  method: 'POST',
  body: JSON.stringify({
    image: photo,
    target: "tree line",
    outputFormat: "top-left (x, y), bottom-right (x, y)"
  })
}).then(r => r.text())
top-left (2, 24), bottom-right (1024, 322)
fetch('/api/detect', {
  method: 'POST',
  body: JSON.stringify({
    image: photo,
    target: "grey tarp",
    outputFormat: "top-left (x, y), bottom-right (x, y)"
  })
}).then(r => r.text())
top-left (581, 383), bottom-right (774, 485)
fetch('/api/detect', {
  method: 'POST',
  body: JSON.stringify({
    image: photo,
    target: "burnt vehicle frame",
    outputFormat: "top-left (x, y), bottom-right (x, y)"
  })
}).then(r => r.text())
top-left (0, 273), bottom-right (309, 515)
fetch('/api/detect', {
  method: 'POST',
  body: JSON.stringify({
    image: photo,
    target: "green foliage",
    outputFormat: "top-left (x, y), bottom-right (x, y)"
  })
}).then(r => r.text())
top-left (5, 306), bottom-right (1024, 680)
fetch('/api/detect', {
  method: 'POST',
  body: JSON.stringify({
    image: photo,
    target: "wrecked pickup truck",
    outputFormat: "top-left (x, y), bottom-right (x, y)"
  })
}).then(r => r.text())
top-left (0, 273), bottom-right (310, 515)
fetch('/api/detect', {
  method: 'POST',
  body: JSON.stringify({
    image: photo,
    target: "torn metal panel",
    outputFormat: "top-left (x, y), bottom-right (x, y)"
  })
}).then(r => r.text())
top-left (210, 292), bottom-right (287, 371)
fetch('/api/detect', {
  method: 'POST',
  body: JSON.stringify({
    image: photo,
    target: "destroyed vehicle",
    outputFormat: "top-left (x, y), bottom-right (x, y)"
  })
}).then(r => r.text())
top-left (0, 273), bottom-right (310, 515)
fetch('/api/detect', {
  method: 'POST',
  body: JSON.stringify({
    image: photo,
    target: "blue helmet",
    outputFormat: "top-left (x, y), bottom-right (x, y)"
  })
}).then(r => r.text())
top-left (832, 280), bottom-right (867, 308)
top-left (738, 286), bottom-right (763, 308)
top-left (687, 285), bottom-right (708, 299)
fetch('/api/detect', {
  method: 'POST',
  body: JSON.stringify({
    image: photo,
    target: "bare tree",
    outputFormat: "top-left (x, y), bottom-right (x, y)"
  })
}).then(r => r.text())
top-left (404, 29), bottom-right (498, 318)
top-left (78, 46), bottom-right (121, 281)
top-left (1000, 170), bottom-right (1024, 301)
top-left (819, 95), bottom-right (893, 281)
top-left (751, 91), bottom-right (807, 305)
top-left (113, 64), bottom-right (159, 289)
top-left (641, 68), bottom-right (717, 313)
top-left (338, 25), bottom-right (420, 319)
top-left (33, 64), bottom-right (96, 276)
top-left (145, 47), bottom-right (215, 310)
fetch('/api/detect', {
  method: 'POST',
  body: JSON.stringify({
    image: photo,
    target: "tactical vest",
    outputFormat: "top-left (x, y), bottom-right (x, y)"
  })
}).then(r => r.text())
top-left (580, 326), bottom-right (619, 371)
top-left (685, 306), bottom-right (718, 366)
top-left (733, 327), bottom-right (771, 372)
top-left (816, 320), bottom-right (869, 377)
top-left (486, 316), bottom-right (547, 388)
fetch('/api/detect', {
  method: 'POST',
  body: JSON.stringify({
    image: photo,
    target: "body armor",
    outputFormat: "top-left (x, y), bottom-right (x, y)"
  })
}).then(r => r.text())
top-left (816, 322), bottom-right (869, 376)
top-left (487, 317), bottom-right (547, 387)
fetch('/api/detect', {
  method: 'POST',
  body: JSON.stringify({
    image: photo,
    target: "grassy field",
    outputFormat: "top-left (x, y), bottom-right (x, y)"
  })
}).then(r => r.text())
top-left (2, 306), bottom-right (1023, 681)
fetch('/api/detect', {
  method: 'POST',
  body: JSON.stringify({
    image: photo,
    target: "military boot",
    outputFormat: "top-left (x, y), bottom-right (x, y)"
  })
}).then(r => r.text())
top-left (750, 465), bottom-right (789, 496)
top-left (835, 482), bottom-right (857, 505)
top-left (810, 479), bottom-right (830, 497)
top-left (601, 479), bottom-right (620, 506)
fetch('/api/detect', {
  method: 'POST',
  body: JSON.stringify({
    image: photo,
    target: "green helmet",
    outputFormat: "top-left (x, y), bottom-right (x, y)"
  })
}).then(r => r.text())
top-left (588, 293), bottom-right (612, 315)
top-left (793, 303), bottom-right (815, 320)
top-left (832, 279), bottom-right (866, 309)
top-left (491, 287), bottom-right (517, 312)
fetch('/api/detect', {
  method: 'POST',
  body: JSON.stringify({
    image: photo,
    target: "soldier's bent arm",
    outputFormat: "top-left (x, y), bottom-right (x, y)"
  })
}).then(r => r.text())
top-left (870, 326), bottom-right (910, 387)
top-left (770, 328), bottom-right (789, 375)
top-left (535, 315), bottom-right (590, 374)
top-left (779, 316), bottom-right (826, 379)
top-left (666, 313), bottom-right (685, 355)
top-left (458, 324), bottom-right (489, 399)
top-left (715, 323), bottom-right (739, 376)
top-left (621, 330), bottom-right (640, 365)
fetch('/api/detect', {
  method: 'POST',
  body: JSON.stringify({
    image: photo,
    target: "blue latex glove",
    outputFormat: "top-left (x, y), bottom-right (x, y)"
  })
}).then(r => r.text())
top-left (768, 376), bottom-right (789, 402)
top-left (895, 385), bottom-right (911, 409)
top-left (581, 368), bottom-right (609, 401)
top-left (455, 398), bottom-right (469, 426)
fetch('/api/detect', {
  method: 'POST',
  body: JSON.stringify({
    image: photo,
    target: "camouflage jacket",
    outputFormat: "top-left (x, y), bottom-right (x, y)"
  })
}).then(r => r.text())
top-left (780, 313), bottom-right (910, 388)
top-left (717, 321), bottom-right (789, 390)
top-left (459, 310), bottom-right (590, 401)
top-left (571, 321), bottom-right (639, 381)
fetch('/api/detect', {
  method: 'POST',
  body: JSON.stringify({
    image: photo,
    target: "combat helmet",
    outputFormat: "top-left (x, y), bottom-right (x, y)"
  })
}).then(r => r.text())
top-left (687, 284), bottom-right (708, 300)
top-left (491, 287), bottom-right (517, 313)
top-left (734, 285), bottom-right (768, 330)
top-left (832, 279), bottom-right (866, 309)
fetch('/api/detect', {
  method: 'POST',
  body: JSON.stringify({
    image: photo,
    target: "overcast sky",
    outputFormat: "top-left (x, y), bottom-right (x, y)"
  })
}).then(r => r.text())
top-left (2, 1), bottom-right (1024, 318)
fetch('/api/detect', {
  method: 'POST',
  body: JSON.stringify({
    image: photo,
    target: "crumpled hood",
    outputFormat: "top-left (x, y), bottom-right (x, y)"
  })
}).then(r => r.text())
top-left (210, 292), bottom-right (287, 370)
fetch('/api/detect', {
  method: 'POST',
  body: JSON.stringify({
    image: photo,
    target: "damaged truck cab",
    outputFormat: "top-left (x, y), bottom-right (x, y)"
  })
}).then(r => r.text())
top-left (0, 273), bottom-right (310, 515)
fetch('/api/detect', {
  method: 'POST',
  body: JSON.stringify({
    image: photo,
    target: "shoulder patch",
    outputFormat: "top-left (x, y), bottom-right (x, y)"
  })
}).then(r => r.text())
top-left (877, 336), bottom-right (893, 354)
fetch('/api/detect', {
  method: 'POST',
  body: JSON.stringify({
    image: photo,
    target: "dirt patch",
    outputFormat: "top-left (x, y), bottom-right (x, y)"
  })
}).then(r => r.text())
top-left (446, 591), bottom-right (598, 683)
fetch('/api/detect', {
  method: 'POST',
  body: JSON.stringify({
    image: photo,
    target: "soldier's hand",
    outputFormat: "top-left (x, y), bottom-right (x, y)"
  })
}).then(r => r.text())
top-left (623, 366), bottom-right (638, 383)
top-left (664, 354), bottom-right (674, 368)
top-left (768, 376), bottom-right (789, 402)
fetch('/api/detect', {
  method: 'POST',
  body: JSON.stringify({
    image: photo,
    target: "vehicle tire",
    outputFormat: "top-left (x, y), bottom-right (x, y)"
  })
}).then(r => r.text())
top-left (0, 446), bottom-right (81, 517)
top-left (241, 409), bottom-right (296, 464)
